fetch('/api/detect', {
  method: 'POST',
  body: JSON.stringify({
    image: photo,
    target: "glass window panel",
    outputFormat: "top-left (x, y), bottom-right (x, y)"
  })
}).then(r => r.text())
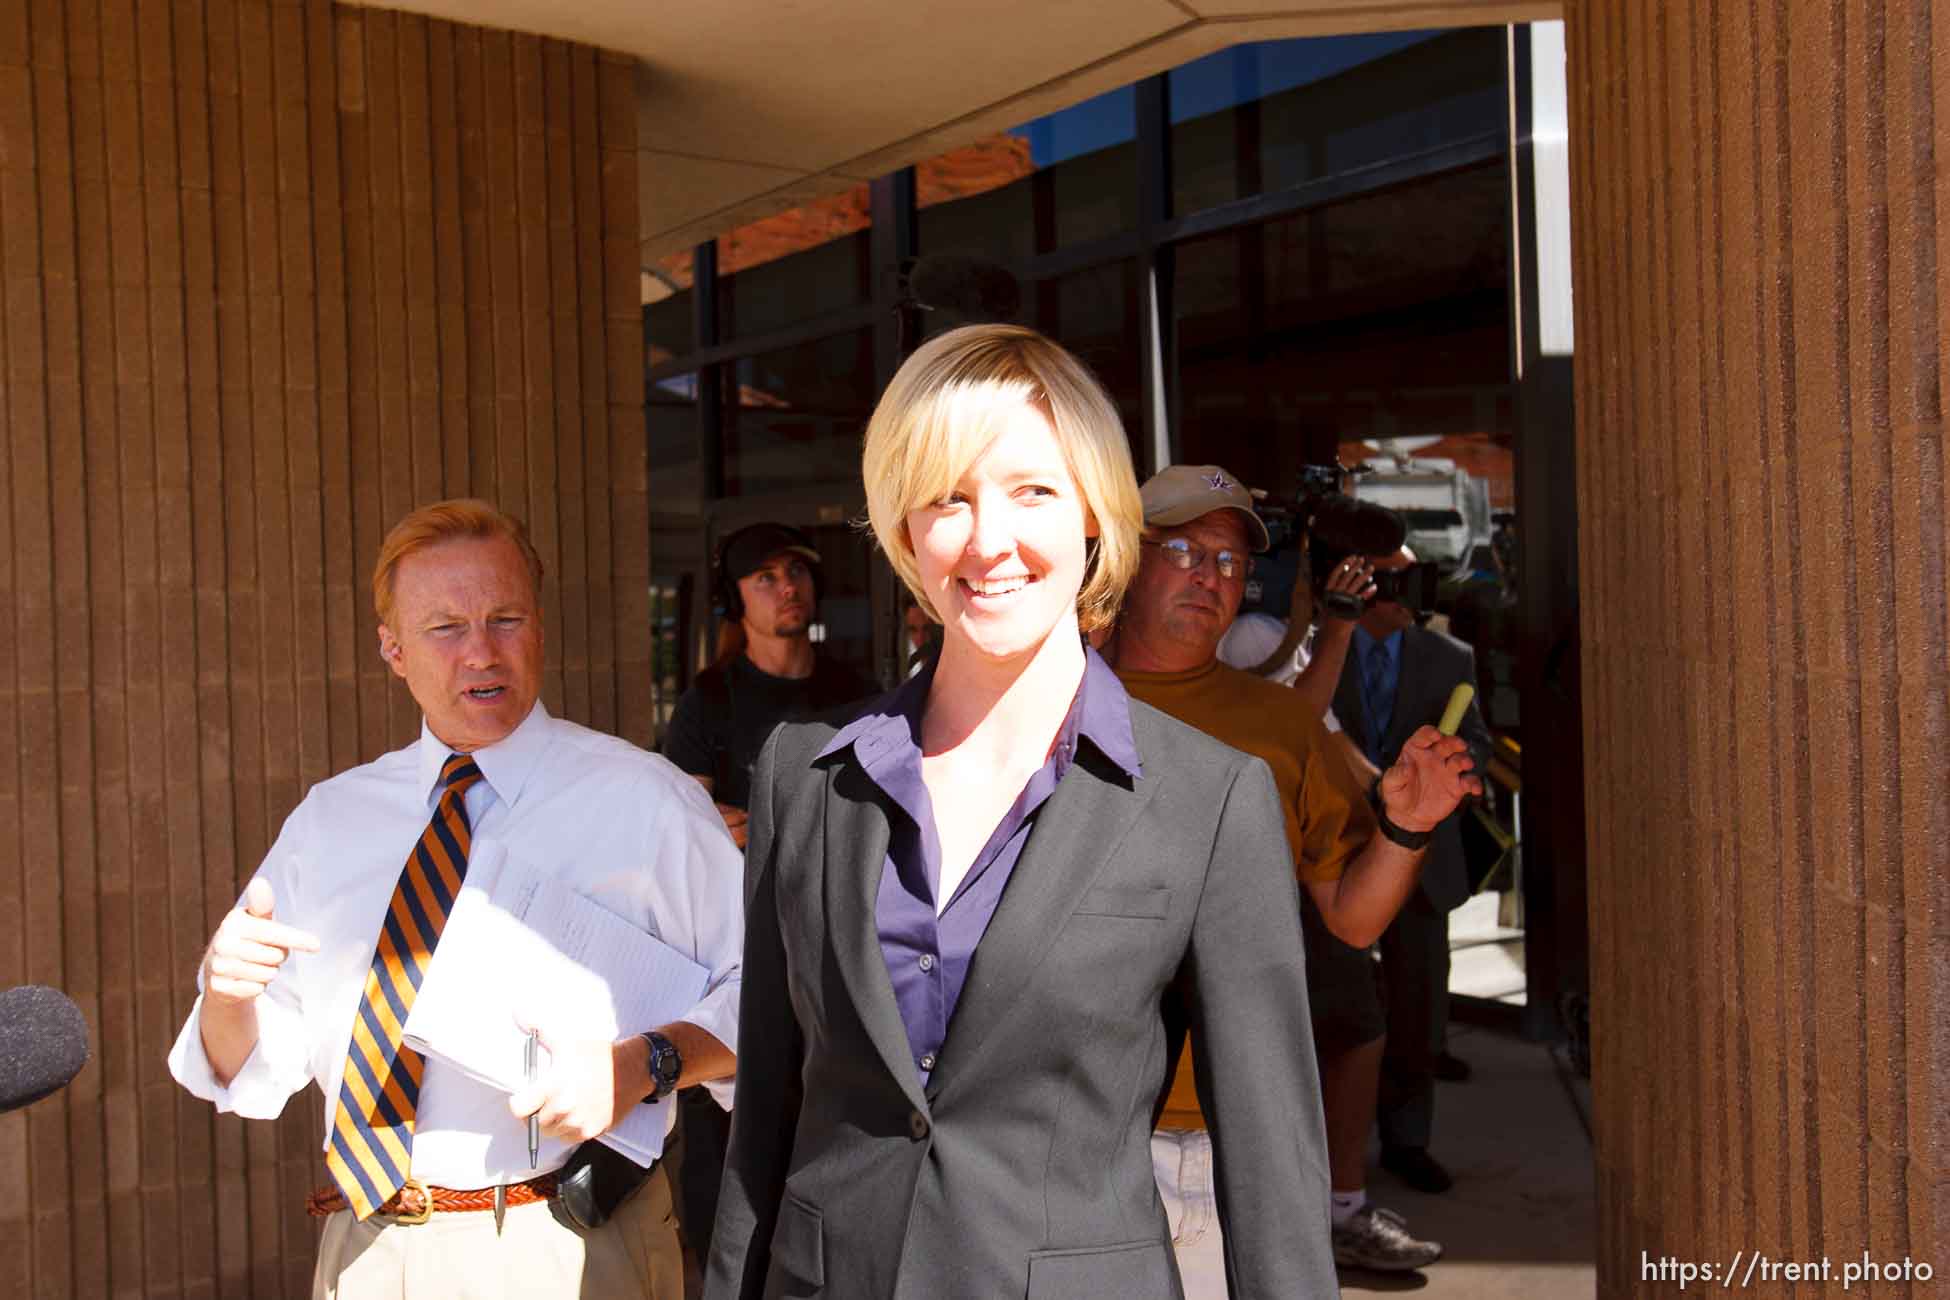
top-left (1170, 28), bottom-right (1505, 217)
top-left (1173, 162), bottom-right (1512, 493)
top-left (716, 186), bottom-right (873, 340)
top-left (644, 249), bottom-right (695, 360)
top-left (721, 330), bottom-right (875, 498)
top-left (1167, 32), bottom-right (1436, 124)
top-left (647, 571), bottom-right (696, 740)
top-left (796, 522), bottom-right (880, 688)
top-left (910, 258), bottom-right (1141, 462)
top-left (918, 142), bottom-right (1036, 264)
top-left (1027, 259), bottom-right (1142, 450)
top-left (647, 370), bottom-right (702, 511)
top-left (917, 85), bottom-right (1137, 263)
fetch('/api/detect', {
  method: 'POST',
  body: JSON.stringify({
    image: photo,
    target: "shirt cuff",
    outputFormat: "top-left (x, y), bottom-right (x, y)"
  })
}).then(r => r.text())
top-left (677, 974), bottom-right (741, 1110)
top-left (1323, 706), bottom-right (1343, 734)
top-left (166, 993), bottom-right (312, 1121)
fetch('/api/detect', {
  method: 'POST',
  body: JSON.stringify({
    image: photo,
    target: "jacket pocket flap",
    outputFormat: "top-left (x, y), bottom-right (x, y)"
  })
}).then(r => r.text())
top-left (1073, 885), bottom-right (1172, 919)
top-left (1026, 1240), bottom-right (1173, 1299)
top-left (770, 1193), bottom-right (824, 1286)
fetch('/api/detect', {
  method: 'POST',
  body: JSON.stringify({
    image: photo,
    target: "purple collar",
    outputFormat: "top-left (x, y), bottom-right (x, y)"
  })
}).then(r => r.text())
top-left (816, 644), bottom-right (1142, 783)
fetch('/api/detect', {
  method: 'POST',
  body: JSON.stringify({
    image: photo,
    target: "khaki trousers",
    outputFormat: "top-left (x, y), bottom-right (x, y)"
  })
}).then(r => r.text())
top-left (313, 1163), bottom-right (682, 1300)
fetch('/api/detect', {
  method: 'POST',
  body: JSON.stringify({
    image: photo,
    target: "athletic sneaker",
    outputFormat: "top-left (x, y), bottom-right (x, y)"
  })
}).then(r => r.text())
top-left (1331, 1204), bottom-right (1443, 1272)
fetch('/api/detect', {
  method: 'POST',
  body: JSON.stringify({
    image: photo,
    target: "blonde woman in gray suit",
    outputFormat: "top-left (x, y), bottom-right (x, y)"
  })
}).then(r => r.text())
top-left (709, 324), bottom-right (1341, 1299)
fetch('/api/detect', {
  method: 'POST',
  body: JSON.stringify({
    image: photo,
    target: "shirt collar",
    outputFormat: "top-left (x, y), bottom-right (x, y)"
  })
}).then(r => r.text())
top-left (1076, 645), bottom-right (1142, 780)
top-left (416, 700), bottom-right (553, 811)
top-left (817, 645), bottom-right (1141, 782)
top-left (816, 653), bottom-right (930, 764)
top-left (1353, 626), bottom-right (1403, 663)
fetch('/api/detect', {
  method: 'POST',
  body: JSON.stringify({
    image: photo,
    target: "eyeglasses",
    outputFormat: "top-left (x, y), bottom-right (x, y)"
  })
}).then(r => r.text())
top-left (1143, 537), bottom-right (1251, 580)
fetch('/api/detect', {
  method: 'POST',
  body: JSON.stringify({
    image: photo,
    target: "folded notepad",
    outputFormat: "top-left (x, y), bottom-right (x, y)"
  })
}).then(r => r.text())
top-left (402, 838), bottom-right (710, 1165)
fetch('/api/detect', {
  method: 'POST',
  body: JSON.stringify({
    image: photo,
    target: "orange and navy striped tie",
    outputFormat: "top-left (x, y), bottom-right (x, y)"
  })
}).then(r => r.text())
top-left (324, 752), bottom-right (484, 1218)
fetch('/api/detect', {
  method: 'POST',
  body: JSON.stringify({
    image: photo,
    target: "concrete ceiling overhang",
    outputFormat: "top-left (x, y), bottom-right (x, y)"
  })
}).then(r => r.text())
top-left (344, 0), bottom-right (1561, 264)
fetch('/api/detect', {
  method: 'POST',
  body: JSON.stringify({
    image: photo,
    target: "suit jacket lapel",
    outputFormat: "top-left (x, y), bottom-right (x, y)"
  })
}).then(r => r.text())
top-left (1387, 628), bottom-right (1433, 756)
top-left (927, 742), bottom-right (1159, 1103)
top-left (821, 759), bottom-right (930, 1114)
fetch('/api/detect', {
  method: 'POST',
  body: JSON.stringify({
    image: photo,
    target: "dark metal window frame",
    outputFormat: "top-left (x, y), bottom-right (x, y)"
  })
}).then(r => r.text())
top-left (646, 70), bottom-right (1511, 455)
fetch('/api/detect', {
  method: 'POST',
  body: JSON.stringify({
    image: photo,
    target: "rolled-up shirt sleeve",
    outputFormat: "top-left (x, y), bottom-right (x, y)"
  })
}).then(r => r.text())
top-left (167, 977), bottom-right (312, 1119)
top-left (642, 767), bottom-right (745, 1108)
top-left (165, 826), bottom-right (316, 1119)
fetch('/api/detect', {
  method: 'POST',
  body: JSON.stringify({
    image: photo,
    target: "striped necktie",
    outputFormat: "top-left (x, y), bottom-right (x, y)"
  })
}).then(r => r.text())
top-left (324, 752), bottom-right (485, 1219)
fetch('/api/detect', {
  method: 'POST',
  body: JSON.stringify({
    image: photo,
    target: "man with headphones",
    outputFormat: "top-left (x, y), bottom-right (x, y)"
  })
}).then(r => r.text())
top-left (659, 521), bottom-right (874, 1260)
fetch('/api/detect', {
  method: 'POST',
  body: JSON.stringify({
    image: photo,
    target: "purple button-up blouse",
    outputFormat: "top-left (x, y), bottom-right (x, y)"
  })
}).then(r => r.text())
top-left (816, 646), bottom-right (1142, 1086)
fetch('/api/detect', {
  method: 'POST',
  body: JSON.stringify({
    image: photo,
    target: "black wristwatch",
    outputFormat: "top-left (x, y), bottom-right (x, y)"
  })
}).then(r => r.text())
top-left (1367, 777), bottom-right (1434, 851)
top-left (640, 1031), bottom-right (682, 1103)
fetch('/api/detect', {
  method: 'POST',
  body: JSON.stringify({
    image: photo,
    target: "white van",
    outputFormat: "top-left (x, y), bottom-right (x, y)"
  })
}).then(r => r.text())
top-left (1350, 439), bottom-right (1492, 577)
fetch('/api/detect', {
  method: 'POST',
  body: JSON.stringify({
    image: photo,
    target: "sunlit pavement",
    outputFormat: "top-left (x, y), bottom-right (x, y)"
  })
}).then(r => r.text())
top-left (1341, 1021), bottom-right (1597, 1298)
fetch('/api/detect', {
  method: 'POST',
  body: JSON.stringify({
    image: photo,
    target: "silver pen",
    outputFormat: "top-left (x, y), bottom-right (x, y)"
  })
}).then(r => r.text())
top-left (525, 1028), bottom-right (541, 1169)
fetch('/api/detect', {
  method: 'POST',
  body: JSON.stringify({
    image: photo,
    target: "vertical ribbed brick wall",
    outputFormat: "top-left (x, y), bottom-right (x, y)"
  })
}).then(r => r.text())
top-left (0, 2), bottom-right (646, 1296)
top-left (1568, 2), bottom-right (1945, 1295)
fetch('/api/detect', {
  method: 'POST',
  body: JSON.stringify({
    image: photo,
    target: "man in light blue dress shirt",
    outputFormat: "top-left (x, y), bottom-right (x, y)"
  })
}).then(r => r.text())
top-left (169, 499), bottom-right (743, 1299)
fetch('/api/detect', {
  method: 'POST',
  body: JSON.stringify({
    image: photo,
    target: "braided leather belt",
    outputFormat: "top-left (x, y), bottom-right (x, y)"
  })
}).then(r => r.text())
top-left (305, 1173), bottom-right (559, 1224)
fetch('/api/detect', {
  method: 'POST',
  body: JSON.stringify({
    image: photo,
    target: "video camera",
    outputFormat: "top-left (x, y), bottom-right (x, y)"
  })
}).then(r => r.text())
top-left (1357, 561), bottom-right (1442, 617)
top-left (1240, 463), bottom-right (1435, 622)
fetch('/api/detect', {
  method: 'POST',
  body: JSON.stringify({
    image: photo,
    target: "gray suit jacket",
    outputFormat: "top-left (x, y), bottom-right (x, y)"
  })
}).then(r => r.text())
top-left (1332, 624), bottom-right (1492, 912)
top-left (705, 694), bottom-right (1337, 1300)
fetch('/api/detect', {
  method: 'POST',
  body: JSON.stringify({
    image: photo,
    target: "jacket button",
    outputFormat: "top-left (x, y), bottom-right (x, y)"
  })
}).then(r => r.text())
top-left (908, 1110), bottom-right (930, 1140)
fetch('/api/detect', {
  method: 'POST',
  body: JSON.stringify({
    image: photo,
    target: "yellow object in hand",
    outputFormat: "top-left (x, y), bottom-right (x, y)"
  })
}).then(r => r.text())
top-left (1438, 683), bottom-right (1475, 736)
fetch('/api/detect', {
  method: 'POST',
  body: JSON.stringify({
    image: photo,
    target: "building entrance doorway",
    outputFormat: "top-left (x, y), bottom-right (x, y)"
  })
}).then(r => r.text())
top-left (643, 23), bottom-right (1587, 1048)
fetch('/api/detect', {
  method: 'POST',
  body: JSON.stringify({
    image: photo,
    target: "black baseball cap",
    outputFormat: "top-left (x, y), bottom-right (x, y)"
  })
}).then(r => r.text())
top-left (721, 522), bottom-right (821, 583)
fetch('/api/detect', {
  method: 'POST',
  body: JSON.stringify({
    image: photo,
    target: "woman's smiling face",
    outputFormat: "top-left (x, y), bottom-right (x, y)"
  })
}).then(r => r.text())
top-left (904, 399), bottom-right (1097, 668)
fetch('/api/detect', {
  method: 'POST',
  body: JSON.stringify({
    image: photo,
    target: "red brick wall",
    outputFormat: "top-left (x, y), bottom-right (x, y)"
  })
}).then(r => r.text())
top-left (1567, 2), bottom-right (1945, 1295)
top-left (0, 2), bottom-right (646, 1295)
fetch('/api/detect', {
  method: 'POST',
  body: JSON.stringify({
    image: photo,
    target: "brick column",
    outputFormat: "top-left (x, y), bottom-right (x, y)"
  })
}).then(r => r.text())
top-left (1566, 2), bottom-right (1945, 1294)
top-left (0, 2), bottom-right (645, 1295)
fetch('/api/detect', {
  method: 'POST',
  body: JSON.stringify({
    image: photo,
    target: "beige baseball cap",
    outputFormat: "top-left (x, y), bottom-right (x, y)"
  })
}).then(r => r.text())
top-left (1139, 464), bottom-right (1272, 553)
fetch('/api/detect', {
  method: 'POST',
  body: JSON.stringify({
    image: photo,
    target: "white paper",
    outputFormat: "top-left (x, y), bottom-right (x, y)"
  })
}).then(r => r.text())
top-left (402, 839), bottom-right (710, 1163)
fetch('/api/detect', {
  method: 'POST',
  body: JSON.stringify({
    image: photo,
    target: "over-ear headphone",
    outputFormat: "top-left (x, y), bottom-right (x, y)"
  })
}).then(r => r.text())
top-left (714, 523), bottom-right (823, 622)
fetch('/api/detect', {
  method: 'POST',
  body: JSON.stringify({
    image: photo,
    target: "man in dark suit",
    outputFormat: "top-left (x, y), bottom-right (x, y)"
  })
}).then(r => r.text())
top-left (1332, 547), bottom-right (1493, 1195)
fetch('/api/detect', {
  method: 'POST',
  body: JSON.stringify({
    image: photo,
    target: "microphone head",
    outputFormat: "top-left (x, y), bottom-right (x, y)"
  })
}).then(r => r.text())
top-left (0, 984), bottom-right (90, 1114)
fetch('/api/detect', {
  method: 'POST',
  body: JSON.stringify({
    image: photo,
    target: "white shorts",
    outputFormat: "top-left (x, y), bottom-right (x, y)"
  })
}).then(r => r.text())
top-left (1151, 1128), bottom-right (1230, 1300)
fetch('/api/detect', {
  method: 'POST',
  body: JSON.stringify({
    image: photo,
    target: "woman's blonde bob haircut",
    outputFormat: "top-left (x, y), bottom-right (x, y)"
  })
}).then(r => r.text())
top-left (861, 323), bottom-right (1142, 634)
